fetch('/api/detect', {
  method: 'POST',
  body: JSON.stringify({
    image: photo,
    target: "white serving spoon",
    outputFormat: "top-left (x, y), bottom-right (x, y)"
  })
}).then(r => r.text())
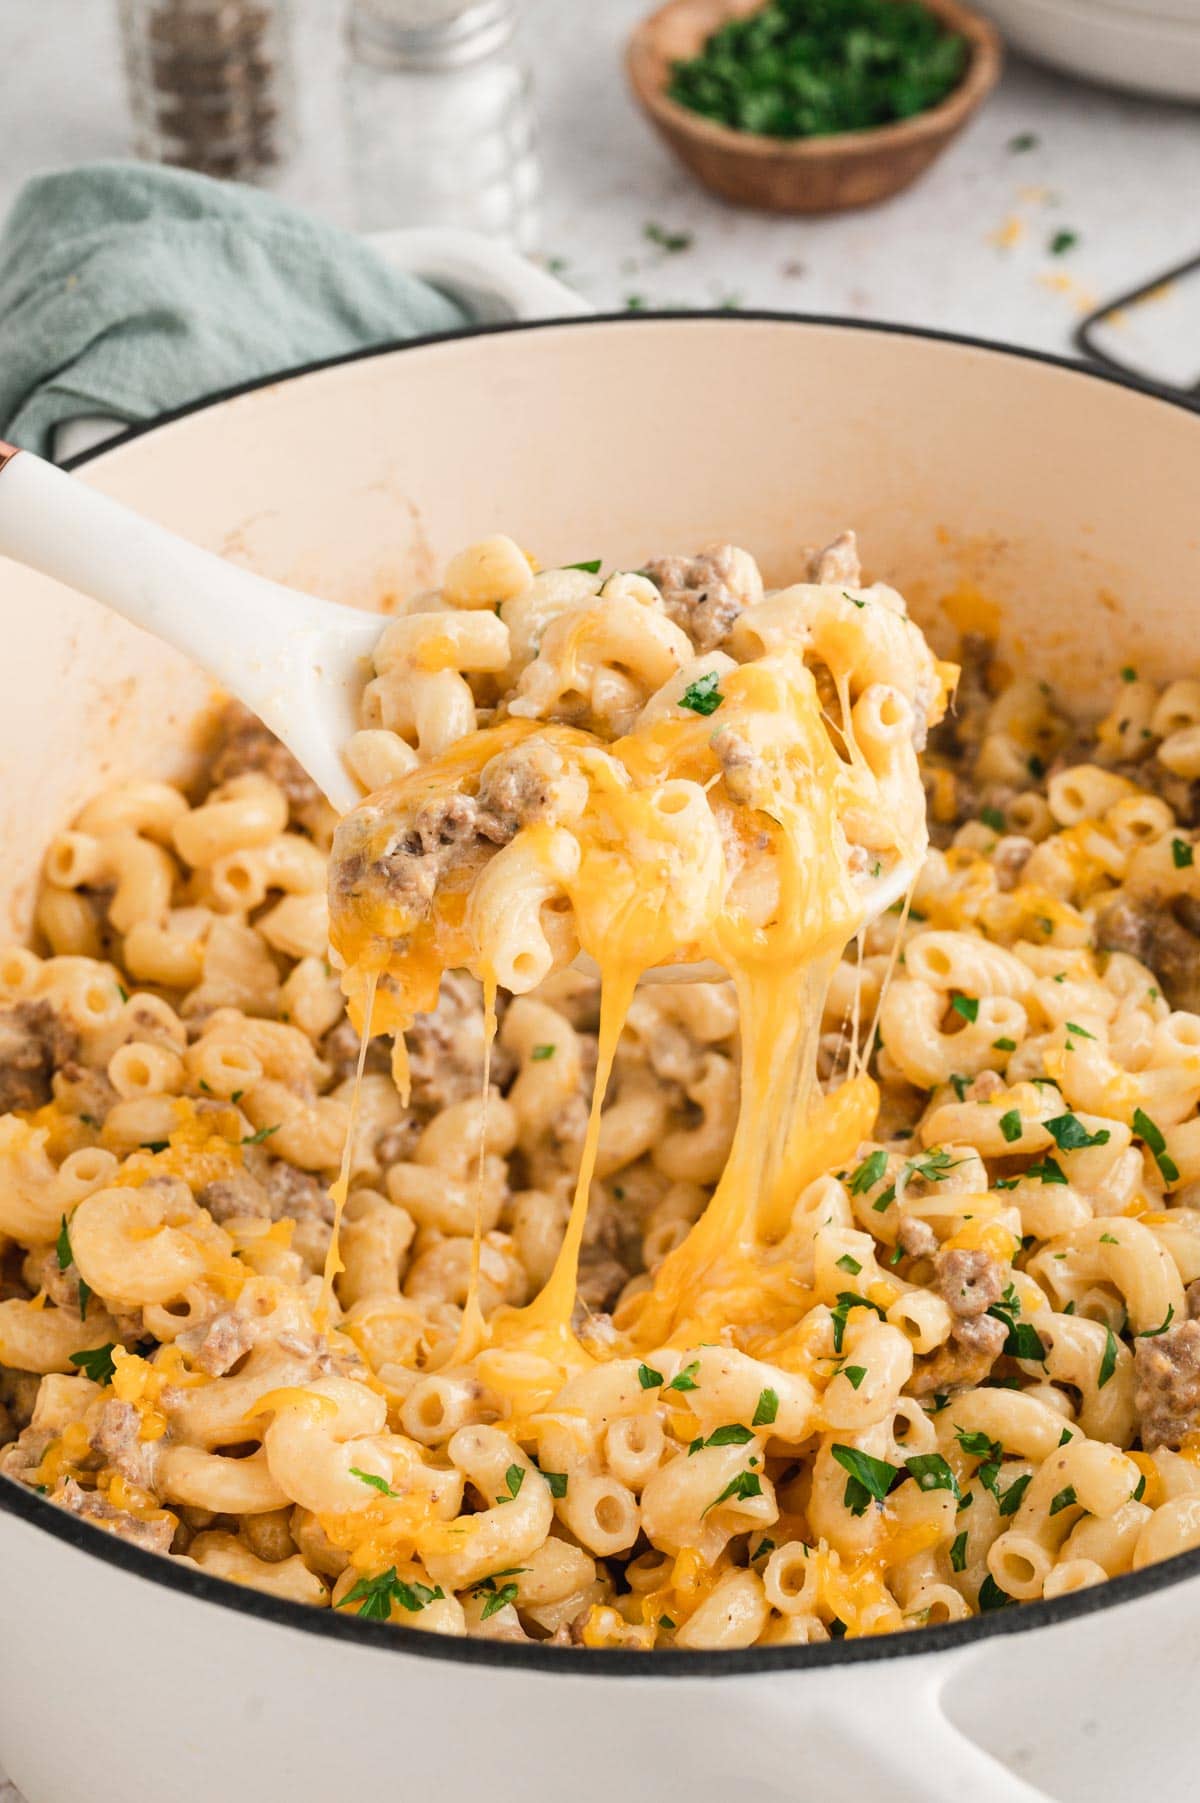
top-left (0, 438), bottom-right (378, 814)
top-left (0, 439), bottom-right (919, 971)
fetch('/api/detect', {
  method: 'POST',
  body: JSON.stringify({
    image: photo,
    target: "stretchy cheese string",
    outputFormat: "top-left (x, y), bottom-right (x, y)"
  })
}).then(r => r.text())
top-left (330, 645), bottom-right (931, 1383)
top-left (317, 970), bottom-right (377, 1329)
top-left (451, 970), bottom-right (499, 1363)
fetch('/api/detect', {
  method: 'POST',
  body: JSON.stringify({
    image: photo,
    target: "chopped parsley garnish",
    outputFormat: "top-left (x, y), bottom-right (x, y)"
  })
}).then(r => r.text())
top-left (997, 1472), bottom-right (1032, 1517)
top-left (680, 671), bottom-right (724, 716)
top-left (999, 1109), bottom-right (1023, 1144)
top-left (480, 1582), bottom-right (521, 1620)
top-left (1133, 1108), bottom-right (1180, 1184)
top-left (56, 1221), bottom-right (95, 1324)
top-left (1172, 838), bottom-right (1194, 869)
top-left (848, 1149), bottom-right (888, 1195)
top-left (835, 1252), bottom-right (862, 1275)
top-left (1049, 1485), bottom-right (1077, 1517)
top-left (905, 1453), bottom-right (960, 1498)
top-left (751, 1537), bottom-right (776, 1563)
top-left (241, 1123), bottom-right (281, 1147)
top-left (231, 1089), bottom-right (244, 1104)
top-left (978, 1574), bottom-right (1015, 1611)
top-left (832, 1444), bottom-right (898, 1516)
top-left (752, 1386), bottom-right (779, 1426)
top-left (666, 0), bottom-right (969, 140)
top-left (658, 1614), bottom-right (676, 1630)
top-left (1099, 1233), bottom-right (1119, 1246)
top-left (637, 1363), bottom-right (664, 1390)
top-left (949, 1529), bottom-right (969, 1571)
top-left (843, 589), bottom-right (866, 610)
top-left (1050, 229), bottom-right (1079, 256)
top-left (664, 1361), bottom-right (700, 1393)
top-left (1139, 1305), bottom-right (1176, 1338)
top-left (955, 1426), bottom-right (1004, 1498)
top-left (993, 1038), bottom-right (1017, 1052)
top-left (949, 1074), bottom-right (969, 1101)
top-left (703, 1424), bottom-right (756, 1448)
top-left (69, 1343), bottom-right (117, 1385)
top-left (1026, 1157), bottom-right (1067, 1187)
top-left (644, 221), bottom-right (693, 253)
top-left (1098, 1325), bottom-right (1119, 1389)
top-left (349, 1467), bottom-right (399, 1497)
top-left (980, 806), bottom-right (1005, 832)
top-left (1132, 1473), bottom-right (1147, 1503)
top-left (950, 993), bottom-right (979, 1024)
top-left (1009, 131), bottom-right (1038, 152)
top-left (141, 1140), bottom-right (169, 1153)
top-left (830, 1290), bottom-right (886, 1354)
top-left (338, 1568), bottom-right (444, 1619)
top-left (116, 983), bottom-right (129, 1004)
top-left (467, 1566), bottom-right (528, 1608)
top-left (987, 1283), bottom-right (1047, 1362)
top-left (842, 1365), bottom-right (867, 1390)
top-left (542, 1470), bottom-right (569, 1498)
top-left (1044, 1113), bottom-right (1110, 1151)
top-left (702, 1470), bottom-right (763, 1516)
top-left (563, 558), bottom-right (602, 573)
top-left (906, 1149), bottom-right (961, 1184)
top-left (79, 1112), bottom-right (100, 1128)
top-left (1121, 665), bottom-right (1137, 682)
top-left (530, 1044), bottom-right (556, 1061)
top-left (496, 1464), bottom-right (525, 1505)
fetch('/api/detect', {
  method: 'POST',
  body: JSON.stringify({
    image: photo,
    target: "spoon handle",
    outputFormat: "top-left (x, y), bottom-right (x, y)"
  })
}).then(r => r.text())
top-left (0, 441), bottom-right (378, 811)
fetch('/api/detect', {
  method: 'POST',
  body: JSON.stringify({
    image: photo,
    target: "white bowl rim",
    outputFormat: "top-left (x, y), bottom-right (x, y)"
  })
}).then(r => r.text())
top-left (3, 307), bottom-right (1199, 1675)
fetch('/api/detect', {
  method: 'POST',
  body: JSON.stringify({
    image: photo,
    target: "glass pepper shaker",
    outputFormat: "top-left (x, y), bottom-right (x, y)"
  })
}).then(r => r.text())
top-left (343, 0), bottom-right (540, 249)
top-left (117, 0), bottom-right (296, 181)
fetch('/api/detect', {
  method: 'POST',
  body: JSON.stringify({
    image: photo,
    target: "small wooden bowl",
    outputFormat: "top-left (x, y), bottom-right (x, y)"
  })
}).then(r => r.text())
top-left (627, 0), bottom-right (1003, 214)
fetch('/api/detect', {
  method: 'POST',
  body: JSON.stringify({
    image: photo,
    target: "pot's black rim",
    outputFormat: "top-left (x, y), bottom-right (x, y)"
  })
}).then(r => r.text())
top-left (4, 1462), bottom-right (1199, 1673)
top-left (10, 306), bottom-right (1197, 1676)
top-left (58, 306), bottom-right (1198, 474)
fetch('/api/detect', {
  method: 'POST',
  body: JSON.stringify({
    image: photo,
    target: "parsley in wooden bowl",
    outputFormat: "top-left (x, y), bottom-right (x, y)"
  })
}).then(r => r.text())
top-left (627, 0), bottom-right (1002, 213)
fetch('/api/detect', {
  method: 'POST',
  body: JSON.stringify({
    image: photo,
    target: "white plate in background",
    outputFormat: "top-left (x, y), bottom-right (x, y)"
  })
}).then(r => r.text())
top-left (979, 0), bottom-right (1200, 99)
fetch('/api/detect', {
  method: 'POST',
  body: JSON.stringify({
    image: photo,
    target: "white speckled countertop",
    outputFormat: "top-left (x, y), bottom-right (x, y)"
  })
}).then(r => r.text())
top-left (5, 0), bottom-right (1200, 373)
top-left (1, 3), bottom-right (1198, 1797)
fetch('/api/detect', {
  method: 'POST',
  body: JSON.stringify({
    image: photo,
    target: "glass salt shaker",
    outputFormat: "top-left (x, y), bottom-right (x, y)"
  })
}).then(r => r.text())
top-left (343, 0), bottom-right (540, 250)
top-left (117, 0), bottom-right (295, 182)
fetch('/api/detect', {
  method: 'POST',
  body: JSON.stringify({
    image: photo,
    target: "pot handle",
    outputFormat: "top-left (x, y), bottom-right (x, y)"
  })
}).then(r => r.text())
top-left (736, 1652), bottom-right (1050, 1803)
top-left (836, 1658), bottom-right (1048, 1803)
top-left (364, 225), bottom-right (592, 323)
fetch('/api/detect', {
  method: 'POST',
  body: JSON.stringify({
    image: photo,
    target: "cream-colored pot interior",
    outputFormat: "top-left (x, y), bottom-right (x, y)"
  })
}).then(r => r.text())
top-left (3, 316), bottom-right (1197, 945)
top-left (3, 316), bottom-right (1200, 1803)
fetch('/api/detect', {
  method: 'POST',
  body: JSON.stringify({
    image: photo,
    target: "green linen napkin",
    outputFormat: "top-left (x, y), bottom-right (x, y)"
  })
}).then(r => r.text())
top-left (0, 162), bottom-right (469, 458)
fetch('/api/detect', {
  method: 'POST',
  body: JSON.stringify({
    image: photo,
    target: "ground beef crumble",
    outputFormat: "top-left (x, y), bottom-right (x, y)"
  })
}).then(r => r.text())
top-left (642, 543), bottom-right (762, 653)
top-left (0, 1000), bottom-right (78, 1113)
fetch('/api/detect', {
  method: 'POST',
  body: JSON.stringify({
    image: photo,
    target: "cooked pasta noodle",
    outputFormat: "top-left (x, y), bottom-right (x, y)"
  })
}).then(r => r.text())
top-left (5, 540), bottom-right (1200, 1649)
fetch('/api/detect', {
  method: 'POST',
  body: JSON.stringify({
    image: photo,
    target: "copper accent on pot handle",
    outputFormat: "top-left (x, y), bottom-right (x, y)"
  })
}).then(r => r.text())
top-left (0, 440), bottom-right (21, 476)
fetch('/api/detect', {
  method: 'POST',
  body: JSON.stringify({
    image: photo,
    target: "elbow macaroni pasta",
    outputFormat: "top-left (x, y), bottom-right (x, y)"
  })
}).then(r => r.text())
top-left (5, 538), bottom-right (1200, 1650)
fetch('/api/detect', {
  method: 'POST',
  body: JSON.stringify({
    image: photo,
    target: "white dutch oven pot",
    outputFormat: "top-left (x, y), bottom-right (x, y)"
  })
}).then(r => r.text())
top-left (1, 281), bottom-right (1199, 1803)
